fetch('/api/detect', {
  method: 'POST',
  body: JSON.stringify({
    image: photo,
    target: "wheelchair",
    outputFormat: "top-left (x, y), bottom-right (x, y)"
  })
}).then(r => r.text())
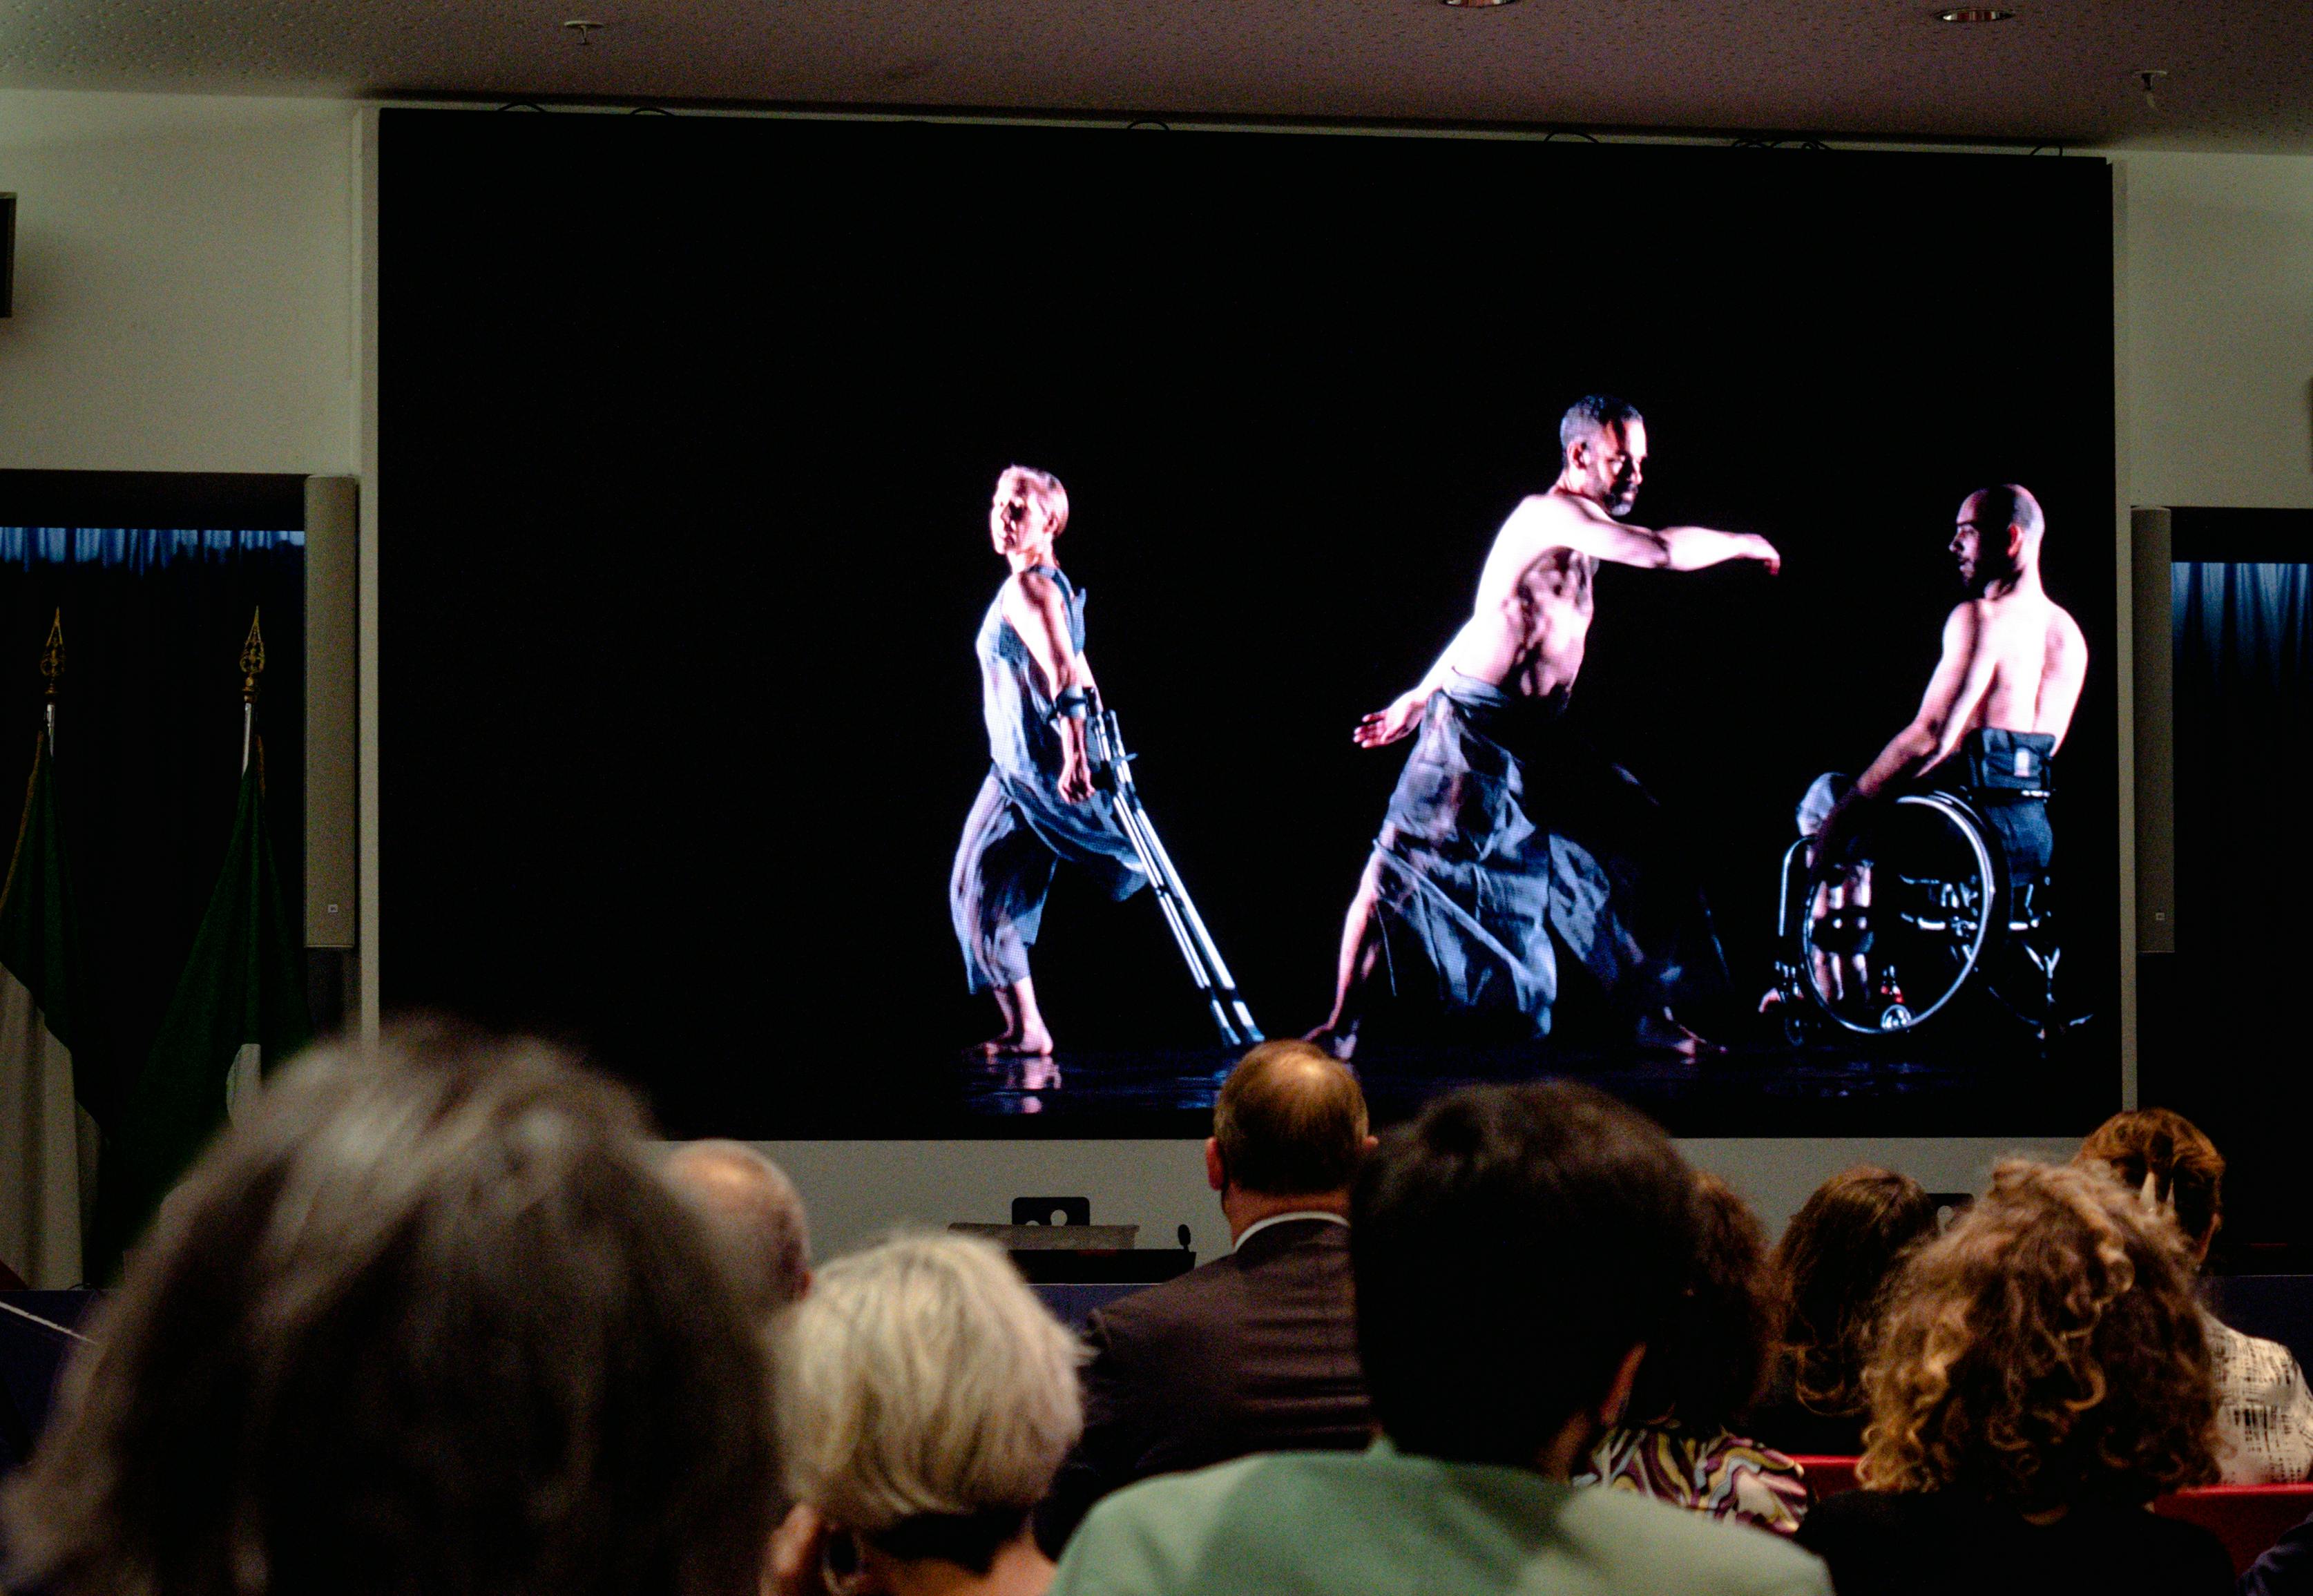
top-left (1765, 786), bottom-right (2064, 1041)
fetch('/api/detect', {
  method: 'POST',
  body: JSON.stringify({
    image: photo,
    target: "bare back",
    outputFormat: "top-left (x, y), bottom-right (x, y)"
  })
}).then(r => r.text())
top-left (1979, 590), bottom-right (2086, 739)
top-left (1923, 584), bottom-right (2089, 762)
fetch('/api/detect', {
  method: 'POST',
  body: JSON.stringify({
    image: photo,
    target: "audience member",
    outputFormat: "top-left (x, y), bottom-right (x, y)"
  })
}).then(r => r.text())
top-left (2077, 1106), bottom-right (2313, 1484)
top-left (1748, 1165), bottom-right (1939, 1457)
top-left (2240, 1510), bottom-right (2313, 1596)
top-left (1, 1024), bottom-right (779, 1596)
top-left (1797, 1160), bottom-right (2232, 1596)
top-left (1049, 1081), bottom-right (1832, 1596)
top-left (664, 1137), bottom-right (814, 1320)
top-left (1037, 1039), bottom-right (1375, 1551)
top-left (772, 1233), bottom-right (1083, 1596)
top-left (1577, 1171), bottom-right (1807, 1534)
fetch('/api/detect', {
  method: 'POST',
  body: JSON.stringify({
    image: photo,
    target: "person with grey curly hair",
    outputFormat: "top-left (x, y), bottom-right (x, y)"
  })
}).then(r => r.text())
top-left (772, 1232), bottom-right (1084, 1596)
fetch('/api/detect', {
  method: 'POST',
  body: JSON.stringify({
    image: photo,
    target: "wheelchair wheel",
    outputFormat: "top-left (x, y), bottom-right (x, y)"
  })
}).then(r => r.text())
top-left (1798, 793), bottom-right (1997, 1037)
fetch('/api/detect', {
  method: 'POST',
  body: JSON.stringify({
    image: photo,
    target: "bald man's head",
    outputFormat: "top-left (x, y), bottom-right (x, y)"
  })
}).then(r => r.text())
top-left (1964, 484), bottom-right (2044, 544)
top-left (1213, 1041), bottom-right (1372, 1197)
top-left (662, 1140), bottom-right (812, 1320)
top-left (1953, 483), bottom-right (2046, 592)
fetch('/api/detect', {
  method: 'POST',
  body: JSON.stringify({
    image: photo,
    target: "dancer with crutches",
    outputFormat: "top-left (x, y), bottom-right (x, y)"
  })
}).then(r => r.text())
top-left (1084, 690), bottom-right (1263, 1048)
top-left (950, 465), bottom-right (1258, 1056)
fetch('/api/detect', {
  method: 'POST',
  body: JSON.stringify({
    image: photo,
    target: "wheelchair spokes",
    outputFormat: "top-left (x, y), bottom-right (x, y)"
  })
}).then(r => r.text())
top-left (1787, 794), bottom-right (1999, 1037)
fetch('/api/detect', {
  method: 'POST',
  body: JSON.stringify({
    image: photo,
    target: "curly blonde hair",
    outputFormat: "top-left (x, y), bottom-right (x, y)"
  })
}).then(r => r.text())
top-left (1859, 1160), bottom-right (2218, 1508)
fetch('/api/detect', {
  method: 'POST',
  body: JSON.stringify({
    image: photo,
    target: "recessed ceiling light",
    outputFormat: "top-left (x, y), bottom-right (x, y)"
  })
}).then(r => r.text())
top-left (1935, 6), bottom-right (2016, 19)
top-left (1443, 0), bottom-right (1519, 10)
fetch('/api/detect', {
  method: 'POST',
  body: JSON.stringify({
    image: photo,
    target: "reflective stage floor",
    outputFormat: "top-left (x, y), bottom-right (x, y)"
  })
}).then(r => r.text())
top-left (950, 1035), bottom-right (2111, 1139)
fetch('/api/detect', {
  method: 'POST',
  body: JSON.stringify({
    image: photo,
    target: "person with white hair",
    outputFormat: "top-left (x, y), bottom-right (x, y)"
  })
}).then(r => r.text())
top-left (771, 1232), bottom-right (1084, 1596)
top-left (662, 1138), bottom-right (813, 1322)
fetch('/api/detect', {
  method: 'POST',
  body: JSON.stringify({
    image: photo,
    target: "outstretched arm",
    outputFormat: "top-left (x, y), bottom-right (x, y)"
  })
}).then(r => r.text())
top-left (1536, 492), bottom-right (1783, 575)
top-left (1352, 619), bottom-right (1485, 748)
top-left (1001, 572), bottom-right (1097, 802)
top-left (1352, 494), bottom-right (1778, 749)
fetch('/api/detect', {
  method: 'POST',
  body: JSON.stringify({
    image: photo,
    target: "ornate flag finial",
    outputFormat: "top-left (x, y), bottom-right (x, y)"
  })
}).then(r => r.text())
top-left (240, 608), bottom-right (267, 704)
top-left (38, 609), bottom-right (62, 700)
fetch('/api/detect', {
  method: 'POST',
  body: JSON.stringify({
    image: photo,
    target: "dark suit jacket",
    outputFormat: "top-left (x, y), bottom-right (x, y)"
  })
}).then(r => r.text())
top-left (1037, 1215), bottom-right (1373, 1553)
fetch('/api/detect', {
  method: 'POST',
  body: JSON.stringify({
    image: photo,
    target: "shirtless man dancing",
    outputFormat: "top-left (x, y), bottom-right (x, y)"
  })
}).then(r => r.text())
top-left (1309, 395), bottom-right (1781, 1058)
top-left (1805, 484), bottom-right (2086, 892)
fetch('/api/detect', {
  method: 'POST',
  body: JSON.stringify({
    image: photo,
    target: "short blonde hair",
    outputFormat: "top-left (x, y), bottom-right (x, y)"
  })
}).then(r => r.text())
top-left (776, 1233), bottom-right (1082, 1539)
top-left (997, 465), bottom-right (1069, 539)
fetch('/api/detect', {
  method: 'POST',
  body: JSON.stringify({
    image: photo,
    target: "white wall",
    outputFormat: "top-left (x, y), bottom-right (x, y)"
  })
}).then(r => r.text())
top-left (5, 88), bottom-right (2306, 1251)
top-left (2117, 151), bottom-right (2313, 511)
top-left (762, 1135), bottom-right (2083, 1260)
top-left (0, 91), bottom-right (360, 474)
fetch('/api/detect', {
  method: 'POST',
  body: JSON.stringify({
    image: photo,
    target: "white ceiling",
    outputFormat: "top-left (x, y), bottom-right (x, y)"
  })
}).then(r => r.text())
top-left (0, 0), bottom-right (2307, 151)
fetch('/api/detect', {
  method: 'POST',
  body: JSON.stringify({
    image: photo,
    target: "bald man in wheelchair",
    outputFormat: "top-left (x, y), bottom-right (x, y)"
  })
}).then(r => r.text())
top-left (1796, 485), bottom-right (2088, 1007)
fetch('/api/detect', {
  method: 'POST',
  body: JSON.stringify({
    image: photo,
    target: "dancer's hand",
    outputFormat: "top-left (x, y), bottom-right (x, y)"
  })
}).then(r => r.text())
top-left (1743, 534), bottom-right (1782, 575)
top-left (1059, 747), bottom-right (1096, 802)
top-left (1354, 691), bottom-right (1428, 749)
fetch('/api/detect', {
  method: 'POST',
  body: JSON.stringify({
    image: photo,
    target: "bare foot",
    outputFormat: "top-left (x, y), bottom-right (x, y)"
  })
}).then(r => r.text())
top-left (1303, 1021), bottom-right (1359, 1061)
top-left (978, 1028), bottom-right (1055, 1059)
top-left (1634, 1010), bottom-right (1716, 1059)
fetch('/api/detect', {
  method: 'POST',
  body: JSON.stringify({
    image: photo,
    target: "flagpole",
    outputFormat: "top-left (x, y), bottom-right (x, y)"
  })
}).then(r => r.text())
top-left (239, 609), bottom-right (265, 776)
top-left (39, 610), bottom-right (61, 758)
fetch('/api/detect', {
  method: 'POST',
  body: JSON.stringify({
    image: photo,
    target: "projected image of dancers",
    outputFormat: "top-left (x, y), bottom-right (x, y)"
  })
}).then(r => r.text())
top-left (1308, 395), bottom-right (1783, 1059)
top-left (948, 466), bottom-right (1146, 1059)
top-left (1767, 485), bottom-right (2087, 1037)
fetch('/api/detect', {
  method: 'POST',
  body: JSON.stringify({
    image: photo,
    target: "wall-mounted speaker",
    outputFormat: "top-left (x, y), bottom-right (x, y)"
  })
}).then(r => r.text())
top-left (2131, 506), bottom-right (2173, 955)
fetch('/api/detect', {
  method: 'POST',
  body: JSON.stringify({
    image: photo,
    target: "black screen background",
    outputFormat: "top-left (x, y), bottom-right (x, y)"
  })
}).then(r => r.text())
top-left (380, 111), bottom-right (2116, 1137)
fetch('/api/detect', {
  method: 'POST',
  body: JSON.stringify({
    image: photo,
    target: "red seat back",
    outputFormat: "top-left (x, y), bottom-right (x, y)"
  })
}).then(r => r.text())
top-left (1791, 1455), bottom-right (1861, 1500)
top-left (2153, 1484), bottom-right (2313, 1575)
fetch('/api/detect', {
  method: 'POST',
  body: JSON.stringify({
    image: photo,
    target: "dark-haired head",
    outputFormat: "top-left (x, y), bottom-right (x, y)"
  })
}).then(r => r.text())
top-left (1624, 1171), bottom-right (1780, 1435)
top-left (4, 1021), bottom-right (778, 1596)
top-left (1352, 1081), bottom-right (1698, 1469)
top-left (1560, 394), bottom-right (1644, 465)
top-left (1558, 395), bottom-right (1648, 517)
top-left (1773, 1165), bottom-right (1941, 1420)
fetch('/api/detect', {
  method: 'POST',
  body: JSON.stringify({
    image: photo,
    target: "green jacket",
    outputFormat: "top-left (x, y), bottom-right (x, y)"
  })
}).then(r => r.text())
top-left (1050, 1443), bottom-right (1833, 1596)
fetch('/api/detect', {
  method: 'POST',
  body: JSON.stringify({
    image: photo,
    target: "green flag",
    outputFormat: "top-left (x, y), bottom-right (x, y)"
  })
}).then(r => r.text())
top-left (94, 749), bottom-right (311, 1274)
top-left (0, 729), bottom-right (95, 1286)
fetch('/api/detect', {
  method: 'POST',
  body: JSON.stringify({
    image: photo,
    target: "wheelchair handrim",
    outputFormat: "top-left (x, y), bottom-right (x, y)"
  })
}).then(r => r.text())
top-left (1798, 791), bottom-right (1999, 1036)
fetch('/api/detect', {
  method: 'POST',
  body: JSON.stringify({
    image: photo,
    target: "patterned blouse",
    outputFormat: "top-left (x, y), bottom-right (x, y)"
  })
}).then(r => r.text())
top-left (1575, 1424), bottom-right (1811, 1535)
top-left (2207, 1313), bottom-right (2313, 1484)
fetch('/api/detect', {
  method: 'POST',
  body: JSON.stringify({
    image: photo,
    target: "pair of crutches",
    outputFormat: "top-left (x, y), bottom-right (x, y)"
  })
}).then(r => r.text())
top-left (1084, 689), bottom-right (1265, 1048)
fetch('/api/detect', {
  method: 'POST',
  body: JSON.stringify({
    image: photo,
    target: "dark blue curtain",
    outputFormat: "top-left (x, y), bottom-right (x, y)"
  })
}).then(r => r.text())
top-left (2167, 561), bottom-right (2313, 1251)
top-left (0, 526), bottom-right (305, 1128)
